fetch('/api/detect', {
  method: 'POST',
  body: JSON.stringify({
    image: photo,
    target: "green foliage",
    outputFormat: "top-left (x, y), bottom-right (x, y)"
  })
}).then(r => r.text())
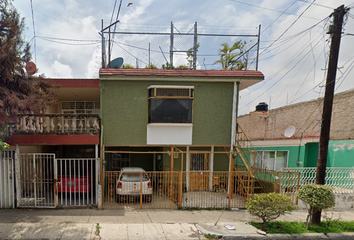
top-left (94, 223), bottom-right (101, 238)
top-left (0, 141), bottom-right (9, 152)
top-left (176, 64), bottom-right (189, 70)
top-left (250, 221), bottom-right (354, 234)
top-left (122, 64), bottom-right (135, 69)
top-left (162, 62), bottom-right (173, 69)
top-left (145, 64), bottom-right (157, 69)
top-left (246, 193), bottom-right (296, 230)
top-left (186, 43), bottom-right (199, 68)
top-left (204, 233), bottom-right (219, 239)
top-left (297, 184), bottom-right (335, 211)
top-left (214, 41), bottom-right (247, 70)
top-left (296, 184), bottom-right (335, 229)
top-left (0, 0), bottom-right (56, 127)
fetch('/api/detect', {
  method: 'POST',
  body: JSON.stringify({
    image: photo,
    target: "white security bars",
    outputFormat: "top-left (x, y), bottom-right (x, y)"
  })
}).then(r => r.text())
top-left (281, 167), bottom-right (354, 194)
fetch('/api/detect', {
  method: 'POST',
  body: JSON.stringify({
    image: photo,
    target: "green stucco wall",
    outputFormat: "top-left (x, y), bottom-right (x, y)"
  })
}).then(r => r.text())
top-left (101, 80), bottom-right (233, 146)
top-left (328, 140), bottom-right (354, 167)
top-left (254, 140), bottom-right (354, 169)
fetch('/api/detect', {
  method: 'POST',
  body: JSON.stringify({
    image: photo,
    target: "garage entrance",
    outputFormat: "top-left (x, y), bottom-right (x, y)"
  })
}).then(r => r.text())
top-left (16, 154), bottom-right (99, 208)
top-left (18, 154), bottom-right (56, 208)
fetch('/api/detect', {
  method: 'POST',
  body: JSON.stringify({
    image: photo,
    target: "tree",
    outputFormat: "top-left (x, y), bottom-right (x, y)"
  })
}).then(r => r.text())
top-left (246, 193), bottom-right (296, 230)
top-left (296, 184), bottom-right (335, 229)
top-left (0, 0), bottom-right (56, 132)
top-left (214, 41), bottom-right (247, 70)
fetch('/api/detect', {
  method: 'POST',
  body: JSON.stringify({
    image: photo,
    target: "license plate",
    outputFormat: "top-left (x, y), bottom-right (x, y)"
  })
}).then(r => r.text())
top-left (68, 181), bottom-right (75, 186)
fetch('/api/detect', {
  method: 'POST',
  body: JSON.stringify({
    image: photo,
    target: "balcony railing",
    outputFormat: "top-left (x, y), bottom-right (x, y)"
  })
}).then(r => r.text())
top-left (9, 114), bottom-right (101, 135)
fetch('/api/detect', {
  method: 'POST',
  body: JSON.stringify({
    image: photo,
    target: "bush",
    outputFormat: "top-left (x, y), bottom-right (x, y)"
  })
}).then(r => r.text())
top-left (296, 184), bottom-right (335, 229)
top-left (246, 193), bottom-right (295, 230)
top-left (122, 64), bottom-right (135, 69)
top-left (145, 64), bottom-right (157, 69)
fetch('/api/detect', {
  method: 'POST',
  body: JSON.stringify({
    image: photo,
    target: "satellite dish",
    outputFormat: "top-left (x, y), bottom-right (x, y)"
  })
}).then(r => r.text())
top-left (109, 57), bottom-right (124, 68)
top-left (26, 62), bottom-right (37, 75)
top-left (284, 126), bottom-right (296, 138)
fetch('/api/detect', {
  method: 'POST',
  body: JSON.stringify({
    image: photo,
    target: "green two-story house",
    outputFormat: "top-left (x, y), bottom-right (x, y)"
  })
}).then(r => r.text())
top-left (99, 68), bottom-right (264, 180)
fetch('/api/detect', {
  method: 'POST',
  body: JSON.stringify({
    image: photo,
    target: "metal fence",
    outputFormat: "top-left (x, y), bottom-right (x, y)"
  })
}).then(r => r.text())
top-left (0, 158), bottom-right (15, 208)
top-left (281, 167), bottom-right (354, 194)
top-left (103, 171), bottom-right (249, 209)
top-left (101, 22), bottom-right (260, 70)
top-left (57, 158), bottom-right (99, 207)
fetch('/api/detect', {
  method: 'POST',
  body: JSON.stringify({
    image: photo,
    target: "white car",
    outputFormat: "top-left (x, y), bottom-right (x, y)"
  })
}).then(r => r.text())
top-left (116, 167), bottom-right (153, 202)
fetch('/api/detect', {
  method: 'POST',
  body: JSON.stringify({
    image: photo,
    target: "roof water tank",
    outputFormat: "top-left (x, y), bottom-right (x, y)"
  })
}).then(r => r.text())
top-left (255, 102), bottom-right (268, 112)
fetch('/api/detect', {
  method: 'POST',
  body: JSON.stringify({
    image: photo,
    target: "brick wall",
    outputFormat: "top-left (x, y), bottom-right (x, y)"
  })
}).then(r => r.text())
top-left (238, 89), bottom-right (354, 141)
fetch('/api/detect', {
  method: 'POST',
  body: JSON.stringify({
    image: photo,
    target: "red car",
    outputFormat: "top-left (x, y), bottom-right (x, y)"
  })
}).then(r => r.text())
top-left (58, 165), bottom-right (91, 193)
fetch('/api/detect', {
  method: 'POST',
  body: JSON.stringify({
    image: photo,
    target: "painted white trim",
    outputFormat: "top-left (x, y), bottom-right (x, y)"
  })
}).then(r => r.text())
top-left (248, 138), bottom-right (319, 147)
top-left (209, 146), bottom-right (214, 191)
top-left (95, 144), bottom-right (98, 159)
top-left (186, 147), bottom-right (190, 191)
top-left (230, 82), bottom-right (237, 147)
top-left (147, 123), bottom-right (193, 127)
top-left (15, 145), bottom-right (20, 207)
top-left (147, 124), bottom-right (193, 145)
top-left (147, 85), bottom-right (194, 89)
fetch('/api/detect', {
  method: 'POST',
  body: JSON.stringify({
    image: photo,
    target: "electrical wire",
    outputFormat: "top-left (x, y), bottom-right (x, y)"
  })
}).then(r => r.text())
top-left (30, 0), bottom-right (36, 63)
top-left (113, 41), bottom-right (148, 65)
top-left (259, 0), bottom-right (318, 57)
top-left (36, 37), bottom-right (98, 46)
top-left (261, 0), bottom-right (298, 34)
top-left (242, 24), bottom-right (326, 99)
top-left (297, 0), bottom-right (333, 10)
top-left (226, 0), bottom-right (321, 20)
top-left (240, 28), bottom-right (326, 110)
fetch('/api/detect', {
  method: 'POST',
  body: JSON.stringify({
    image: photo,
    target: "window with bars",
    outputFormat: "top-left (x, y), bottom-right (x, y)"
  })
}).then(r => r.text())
top-left (148, 87), bottom-right (194, 124)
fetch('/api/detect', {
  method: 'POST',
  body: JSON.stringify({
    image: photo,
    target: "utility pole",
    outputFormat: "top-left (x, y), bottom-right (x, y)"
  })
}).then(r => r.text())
top-left (312, 5), bottom-right (348, 225)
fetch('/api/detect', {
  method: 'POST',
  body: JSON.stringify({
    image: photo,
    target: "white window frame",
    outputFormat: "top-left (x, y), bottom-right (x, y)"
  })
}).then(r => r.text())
top-left (256, 150), bottom-right (289, 171)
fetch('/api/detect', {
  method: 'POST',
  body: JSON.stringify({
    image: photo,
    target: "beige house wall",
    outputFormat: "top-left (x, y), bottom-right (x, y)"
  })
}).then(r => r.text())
top-left (238, 89), bottom-right (354, 141)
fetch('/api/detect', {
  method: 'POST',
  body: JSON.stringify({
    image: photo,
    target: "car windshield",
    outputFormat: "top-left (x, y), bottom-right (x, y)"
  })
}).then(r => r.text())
top-left (120, 172), bottom-right (149, 182)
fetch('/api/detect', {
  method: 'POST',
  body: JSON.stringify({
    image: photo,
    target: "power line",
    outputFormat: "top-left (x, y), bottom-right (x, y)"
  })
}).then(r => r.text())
top-left (298, 0), bottom-right (333, 10)
top-left (37, 37), bottom-right (98, 46)
top-left (113, 42), bottom-right (148, 66)
top-left (36, 36), bottom-right (100, 42)
top-left (261, 0), bottom-right (298, 34)
top-left (240, 27), bottom-right (326, 109)
top-left (243, 23), bottom-right (326, 98)
top-left (259, 0), bottom-right (318, 57)
top-left (226, 0), bottom-right (321, 20)
top-left (30, 0), bottom-right (36, 63)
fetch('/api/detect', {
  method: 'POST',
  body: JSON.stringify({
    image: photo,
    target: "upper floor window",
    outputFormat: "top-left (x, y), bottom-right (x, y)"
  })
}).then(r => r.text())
top-left (62, 102), bottom-right (100, 115)
top-left (148, 86), bottom-right (194, 124)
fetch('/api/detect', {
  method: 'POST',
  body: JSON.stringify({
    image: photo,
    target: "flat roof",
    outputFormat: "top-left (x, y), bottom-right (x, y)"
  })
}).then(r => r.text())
top-left (100, 68), bottom-right (264, 78)
top-left (49, 78), bottom-right (99, 88)
top-left (100, 69), bottom-right (264, 90)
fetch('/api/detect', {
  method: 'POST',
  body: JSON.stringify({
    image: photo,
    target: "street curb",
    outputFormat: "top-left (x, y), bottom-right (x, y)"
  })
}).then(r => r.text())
top-left (195, 224), bottom-right (223, 238)
top-left (196, 224), bottom-right (354, 240)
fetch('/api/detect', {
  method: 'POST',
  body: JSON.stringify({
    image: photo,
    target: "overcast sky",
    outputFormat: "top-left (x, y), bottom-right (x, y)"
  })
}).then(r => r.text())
top-left (13, 0), bottom-right (354, 115)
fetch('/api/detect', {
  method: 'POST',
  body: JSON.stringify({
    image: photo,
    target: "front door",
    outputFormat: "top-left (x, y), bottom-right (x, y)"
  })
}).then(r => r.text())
top-left (17, 154), bottom-right (56, 208)
top-left (189, 153), bottom-right (209, 191)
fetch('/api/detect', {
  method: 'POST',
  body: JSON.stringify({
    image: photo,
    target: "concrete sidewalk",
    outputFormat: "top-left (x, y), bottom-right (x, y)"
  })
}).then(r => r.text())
top-left (0, 208), bottom-right (354, 239)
